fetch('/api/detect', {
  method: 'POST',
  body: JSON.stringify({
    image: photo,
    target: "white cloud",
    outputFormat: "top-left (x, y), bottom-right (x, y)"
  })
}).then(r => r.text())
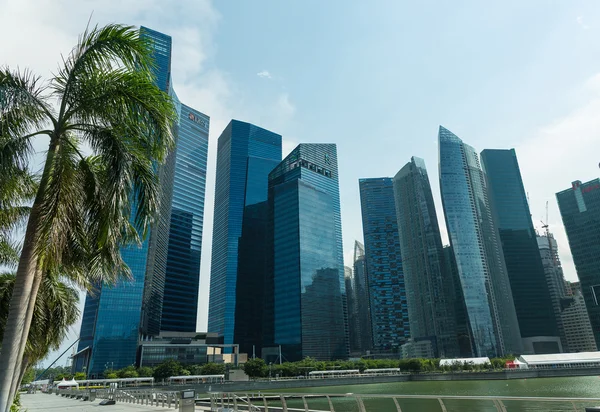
top-left (577, 16), bottom-right (590, 30)
top-left (516, 72), bottom-right (600, 281)
top-left (257, 70), bottom-right (272, 79)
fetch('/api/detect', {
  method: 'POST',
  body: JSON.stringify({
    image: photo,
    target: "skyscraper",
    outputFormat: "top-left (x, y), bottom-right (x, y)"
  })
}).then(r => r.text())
top-left (352, 241), bottom-right (373, 354)
top-left (359, 177), bottom-right (409, 352)
top-left (161, 105), bottom-right (210, 332)
top-left (557, 178), bottom-right (600, 349)
top-left (481, 149), bottom-right (560, 354)
top-left (75, 27), bottom-right (209, 376)
top-left (208, 120), bottom-right (282, 354)
top-left (266, 144), bottom-right (348, 361)
top-left (393, 157), bottom-right (459, 358)
top-left (344, 266), bottom-right (360, 354)
top-left (438, 126), bottom-right (522, 357)
top-left (562, 282), bottom-right (597, 352)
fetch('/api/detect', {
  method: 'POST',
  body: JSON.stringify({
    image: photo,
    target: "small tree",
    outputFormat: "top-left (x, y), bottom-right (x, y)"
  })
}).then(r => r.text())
top-left (201, 363), bottom-right (226, 375)
top-left (73, 372), bottom-right (86, 380)
top-left (137, 366), bottom-right (154, 377)
top-left (243, 358), bottom-right (266, 379)
top-left (117, 365), bottom-right (138, 378)
top-left (153, 360), bottom-right (182, 382)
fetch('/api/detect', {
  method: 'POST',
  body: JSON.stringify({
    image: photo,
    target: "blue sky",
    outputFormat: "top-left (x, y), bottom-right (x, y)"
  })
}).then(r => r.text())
top-left (2, 0), bottom-right (599, 367)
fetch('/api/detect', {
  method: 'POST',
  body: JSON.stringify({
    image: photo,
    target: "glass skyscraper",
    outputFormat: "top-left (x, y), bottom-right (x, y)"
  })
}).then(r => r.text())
top-left (557, 178), bottom-right (600, 350)
top-left (359, 177), bottom-right (410, 352)
top-left (393, 157), bottom-right (459, 358)
top-left (481, 149), bottom-right (560, 354)
top-left (352, 241), bottom-right (372, 354)
top-left (76, 27), bottom-right (208, 376)
top-left (207, 120), bottom-right (282, 354)
top-left (161, 105), bottom-right (209, 332)
top-left (438, 126), bottom-right (522, 357)
top-left (266, 144), bottom-right (348, 361)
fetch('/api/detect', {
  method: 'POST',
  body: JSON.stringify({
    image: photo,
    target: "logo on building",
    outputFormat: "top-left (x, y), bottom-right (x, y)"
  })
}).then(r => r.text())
top-left (188, 112), bottom-right (208, 128)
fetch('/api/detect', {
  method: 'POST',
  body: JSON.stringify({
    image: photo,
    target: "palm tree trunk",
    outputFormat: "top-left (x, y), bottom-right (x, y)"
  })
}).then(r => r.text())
top-left (8, 268), bottom-right (42, 404)
top-left (0, 138), bottom-right (58, 412)
top-left (0, 215), bottom-right (39, 412)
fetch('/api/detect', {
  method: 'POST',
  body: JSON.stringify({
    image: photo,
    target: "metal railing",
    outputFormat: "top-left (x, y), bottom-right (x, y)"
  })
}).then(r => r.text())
top-left (54, 387), bottom-right (185, 409)
top-left (206, 392), bottom-right (600, 412)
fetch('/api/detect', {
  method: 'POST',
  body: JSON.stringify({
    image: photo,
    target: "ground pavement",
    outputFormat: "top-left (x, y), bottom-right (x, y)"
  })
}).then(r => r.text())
top-left (19, 392), bottom-right (211, 411)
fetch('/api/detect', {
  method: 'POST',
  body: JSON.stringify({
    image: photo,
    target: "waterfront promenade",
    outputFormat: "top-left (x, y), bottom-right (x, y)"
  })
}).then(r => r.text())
top-left (20, 393), bottom-right (182, 411)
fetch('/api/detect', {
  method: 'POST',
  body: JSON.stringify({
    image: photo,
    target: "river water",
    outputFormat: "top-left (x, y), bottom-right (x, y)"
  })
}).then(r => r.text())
top-left (265, 376), bottom-right (600, 411)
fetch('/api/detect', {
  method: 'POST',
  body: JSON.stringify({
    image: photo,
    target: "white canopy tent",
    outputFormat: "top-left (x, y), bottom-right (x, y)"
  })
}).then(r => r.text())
top-left (518, 352), bottom-right (600, 368)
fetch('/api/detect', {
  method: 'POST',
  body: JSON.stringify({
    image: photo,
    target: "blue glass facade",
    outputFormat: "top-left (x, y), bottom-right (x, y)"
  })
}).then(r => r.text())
top-left (393, 157), bottom-right (459, 358)
top-left (481, 149), bottom-right (560, 353)
top-left (77, 27), bottom-right (206, 376)
top-left (438, 126), bottom-right (522, 357)
top-left (557, 178), bottom-right (600, 350)
top-left (359, 177), bottom-right (410, 351)
top-left (208, 120), bottom-right (282, 351)
top-left (161, 105), bottom-right (209, 332)
top-left (267, 144), bottom-right (348, 361)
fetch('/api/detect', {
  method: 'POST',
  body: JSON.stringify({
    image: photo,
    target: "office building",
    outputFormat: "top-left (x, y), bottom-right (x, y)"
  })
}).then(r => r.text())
top-left (352, 241), bottom-right (373, 354)
top-left (438, 126), bottom-right (522, 357)
top-left (161, 105), bottom-right (209, 332)
top-left (359, 177), bottom-right (410, 351)
top-left (442, 246), bottom-right (474, 357)
top-left (481, 149), bottom-right (560, 354)
top-left (557, 178), bottom-right (600, 349)
top-left (208, 120), bottom-right (282, 356)
top-left (267, 144), bottom-right (348, 361)
top-left (345, 266), bottom-right (361, 354)
top-left (562, 282), bottom-right (597, 353)
top-left (393, 157), bottom-right (459, 358)
top-left (74, 27), bottom-right (209, 376)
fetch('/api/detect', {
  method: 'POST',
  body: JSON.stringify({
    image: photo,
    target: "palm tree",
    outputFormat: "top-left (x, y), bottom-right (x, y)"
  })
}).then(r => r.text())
top-left (0, 272), bottom-right (79, 391)
top-left (0, 23), bottom-right (176, 410)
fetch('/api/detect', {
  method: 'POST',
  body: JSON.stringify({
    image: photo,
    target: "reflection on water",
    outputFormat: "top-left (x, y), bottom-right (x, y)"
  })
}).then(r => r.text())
top-left (265, 376), bottom-right (600, 411)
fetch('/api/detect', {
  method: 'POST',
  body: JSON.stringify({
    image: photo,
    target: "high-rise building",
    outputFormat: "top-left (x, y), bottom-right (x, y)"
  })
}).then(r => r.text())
top-left (557, 178), bottom-right (600, 349)
top-left (481, 149), bottom-right (560, 354)
top-left (438, 126), bottom-right (522, 357)
top-left (562, 282), bottom-right (597, 352)
top-left (352, 241), bottom-right (372, 354)
top-left (345, 266), bottom-right (361, 354)
top-left (393, 157), bottom-right (459, 358)
top-left (75, 27), bottom-right (209, 376)
top-left (161, 105), bottom-right (209, 332)
top-left (359, 177), bottom-right (410, 352)
top-left (266, 144), bottom-right (348, 361)
top-left (537, 233), bottom-right (571, 351)
top-left (442, 245), bottom-right (474, 357)
top-left (208, 120), bottom-right (282, 355)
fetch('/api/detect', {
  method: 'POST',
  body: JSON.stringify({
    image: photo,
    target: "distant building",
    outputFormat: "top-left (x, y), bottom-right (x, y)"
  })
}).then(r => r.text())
top-left (557, 178), bottom-right (600, 350)
top-left (562, 282), bottom-right (597, 352)
top-left (345, 266), bottom-right (361, 354)
top-left (393, 157), bottom-right (459, 358)
top-left (401, 339), bottom-right (434, 359)
top-left (266, 144), bottom-right (348, 361)
top-left (207, 120), bottom-right (282, 357)
top-left (359, 177), bottom-right (410, 352)
top-left (481, 149), bottom-right (560, 354)
top-left (352, 241), bottom-right (373, 354)
top-left (438, 126), bottom-right (522, 357)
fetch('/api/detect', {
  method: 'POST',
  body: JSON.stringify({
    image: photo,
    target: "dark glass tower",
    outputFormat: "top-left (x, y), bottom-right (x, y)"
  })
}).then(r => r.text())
top-left (208, 120), bottom-right (282, 353)
top-left (359, 177), bottom-right (410, 352)
top-left (161, 105), bottom-right (209, 332)
top-left (481, 149), bottom-right (560, 354)
top-left (393, 157), bottom-right (459, 358)
top-left (76, 27), bottom-right (208, 376)
top-left (267, 144), bottom-right (348, 361)
top-left (557, 178), bottom-right (600, 350)
top-left (438, 126), bottom-right (522, 357)
top-left (353, 241), bottom-right (373, 354)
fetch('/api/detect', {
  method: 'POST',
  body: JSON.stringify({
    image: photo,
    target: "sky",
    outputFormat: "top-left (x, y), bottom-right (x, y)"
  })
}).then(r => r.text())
top-left (2, 0), bottom-right (599, 368)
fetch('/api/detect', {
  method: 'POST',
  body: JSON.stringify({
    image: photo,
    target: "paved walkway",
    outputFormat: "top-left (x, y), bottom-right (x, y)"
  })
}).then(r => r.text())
top-left (20, 393), bottom-right (183, 411)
